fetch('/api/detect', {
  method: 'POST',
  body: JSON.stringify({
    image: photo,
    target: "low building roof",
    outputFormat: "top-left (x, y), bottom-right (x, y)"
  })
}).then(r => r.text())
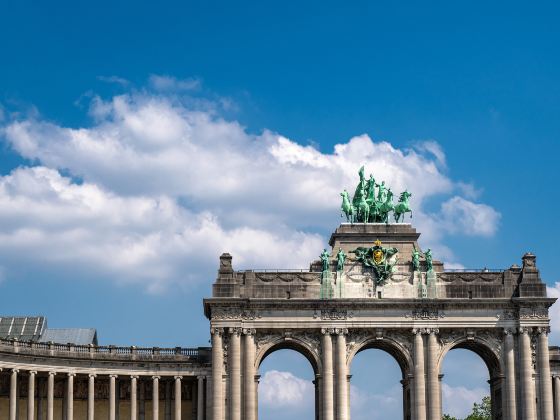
top-left (0, 316), bottom-right (46, 341)
top-left (40, 328), bottom-right (98, 345)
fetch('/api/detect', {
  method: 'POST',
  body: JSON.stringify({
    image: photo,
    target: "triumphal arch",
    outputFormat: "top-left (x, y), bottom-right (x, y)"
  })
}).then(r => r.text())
top-left (1, 168), bottom-right (559, 420)
top-left (205, 168), bottom-right (558, 420)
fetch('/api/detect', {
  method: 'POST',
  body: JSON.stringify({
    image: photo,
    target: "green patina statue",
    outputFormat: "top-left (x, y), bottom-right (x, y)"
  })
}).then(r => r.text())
top-left (340, 190), bottom-right (354, 223)
top-left (424, 248), bottom-right (433, 272)
top-left (336, 248), bottom-right (346, 272)
top-left (320, 249), bottom-right (330, 272)
top-left (412, 245), bottom-right (421, 272)
top-left (350, 239), bottom-right (399, 285)
top-left (340, 166), bottom-right (412, 224)
top-left (394, 191), bottom-right (412, 223)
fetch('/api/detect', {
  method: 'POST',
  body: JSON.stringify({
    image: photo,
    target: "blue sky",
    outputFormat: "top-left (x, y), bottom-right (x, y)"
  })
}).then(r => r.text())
top-left (1, 1), bottom-right (560, 418)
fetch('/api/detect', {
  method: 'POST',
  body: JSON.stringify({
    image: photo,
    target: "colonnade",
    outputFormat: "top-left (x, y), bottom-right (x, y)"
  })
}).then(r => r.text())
top-left (210, 326), bottom-right (559, 420)
top-left (1, 369), bottom-right (206, 420)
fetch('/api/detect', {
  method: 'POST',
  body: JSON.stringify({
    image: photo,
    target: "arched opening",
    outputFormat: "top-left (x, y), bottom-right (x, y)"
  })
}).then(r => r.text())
top-left (440, 341), bottom-right (502, 420)
top-left (257, 343), bottom-right (318, 420)
top-left (349, 339), bottom-right (412, 420)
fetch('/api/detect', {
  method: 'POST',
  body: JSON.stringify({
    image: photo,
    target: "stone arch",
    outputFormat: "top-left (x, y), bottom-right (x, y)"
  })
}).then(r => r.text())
top-left (437, 335), bottom-right (502, 378)
top-left (347, 335), bottom-right (414, 378)
top-left (255, 335), bottom-right (322, 374)
top-left (438, 334), bottom-right (504, 420)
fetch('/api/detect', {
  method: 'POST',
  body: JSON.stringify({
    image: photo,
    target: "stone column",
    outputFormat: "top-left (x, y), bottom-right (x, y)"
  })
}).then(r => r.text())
top-left (504, 329), bottom-right (517, 420)
top-left (197, 376), bottom-right (205, 420)
top-left (152, 376), bottom-right (160, 420)
top-left (554, 376), bottom-right (560, 420)
top-left (413, 329), bottom-right (426, 420)
top-left (109, 375), bottom-right (117, 420)
top-left (321, 329), bottom-right (334, 420)
top-left (211, 328), bottom-right (224, 420)
top-left (139, 379), bottom-right (146, 420)
top-left (67, 373), bottom-right (75, 420)
top-left (47, 372), bottom-right (55, 420)
top-left (131, 376), bottom-right (138, 420)
top-left (28, 371), bottom-right (36, 420)
top-left (538, 327), bottom-right (554, 420)
top-left (87, 374), bottom-right (95, 420)
top-left (9, 369), bottom-right (18, 420)
top-left (520, 327), bottom-right (536, 420)
top-left (229, 328), bottom-right (241, 420)
top-left (174, 376), bottom-right (182, 420)
top-left (336, 329), bottom-right (348, 420)
top-left (243, 329), bottom-right (256, 420)
top-left (426, 329), bottom-right (440, 420)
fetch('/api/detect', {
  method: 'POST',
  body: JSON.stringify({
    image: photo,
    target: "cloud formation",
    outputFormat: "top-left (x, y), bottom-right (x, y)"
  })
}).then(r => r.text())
top-left (441, 383), bottom-right (487, 419)
top-left (0, 81), bottom-right (502, 291)
top-left (259, 370), bottom-right (314, 407)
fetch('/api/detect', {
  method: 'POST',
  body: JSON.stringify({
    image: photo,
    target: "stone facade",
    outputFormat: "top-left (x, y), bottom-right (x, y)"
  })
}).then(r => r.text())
top-left (206, 223), bottom-right (558, 420)
top-left (0, 222), bottom-right (558, 419)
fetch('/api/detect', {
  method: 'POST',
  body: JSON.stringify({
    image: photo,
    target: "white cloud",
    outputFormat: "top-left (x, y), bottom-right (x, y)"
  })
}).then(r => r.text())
top-left (413, 140), bottom-right (447, 168)
top-left (439, 196), bottom-right (501, 237)
top-left (259, 370), bottom-right (314, 407)
top-left (149, 74), bottom-right (201, 91)
top-left (0, 166), bottom-right (322, 293)
top-left (0, 89), bottom-right (501, 290)
top-left (351, 383), bottom-right (401, 420)
top-left (97, 75), bottom-right (130, 87)
top-left (441, 383), bottom-right (487, 419)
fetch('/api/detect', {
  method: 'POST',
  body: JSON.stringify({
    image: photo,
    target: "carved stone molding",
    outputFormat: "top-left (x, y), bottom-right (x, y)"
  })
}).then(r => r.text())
top-left (210, 327), bottom-right (225, 336)
top-left (404, 308), bottom-right (445, 320)
top-left (255, 332), bottom-right (278, 353)
top-left (519, 306), bottom-right (548, 320)
top-left (346, 329), bottom-right (371, 356)
top-left (229, 327), bottom-right (242, 336)
top-left (212, 308), bottom-right (261, 320)
top-left (242, 328), bottom-right (256, 336)
top-left (313, 308), bottom-right (354, 320)
top-left (496, 309), bottom-right (518, 320)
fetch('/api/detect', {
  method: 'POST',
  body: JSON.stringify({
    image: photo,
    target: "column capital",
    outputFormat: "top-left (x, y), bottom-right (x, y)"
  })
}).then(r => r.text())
top-left (537, 326), bottom-right (551, 335)
top-left (427, 328), bottom-right (439, 335)
top-left (211, 327), bottom-right (224, 336)
top-left (29, 370), bottom-right (37, 375)
top-left (130, 375), bottom-right (139, 379)
top-left (321, 327), bottom-right (334, 335)
top-left (48, 371), bottom-right (56, 377)
top-left (11, 368), bottom-right (19, 374)
top-left (229, 327), bottom-right (242, 336)
top-left (109, 374), bottom-right (118, 379)
top-left (88, 373), bottom-right (97, 378)
top-left (174, 376), bottom-right (183, 380)
top-left (335, 328), bottom-right (348, 336)
top-left (412, 328), bottom-right (427, 335)
top-left (518, 326), bottom-right (533, 335)
top-left (242, 328), bottom-right (256, 336)
top-left (67, 372), bottom-right (76, 377)
top-left (503, 327), bottom-right (516, 336)
top-left (197, 375), bottom-right (206, 380)
top-left (152, 375), bottom-right (161, 380)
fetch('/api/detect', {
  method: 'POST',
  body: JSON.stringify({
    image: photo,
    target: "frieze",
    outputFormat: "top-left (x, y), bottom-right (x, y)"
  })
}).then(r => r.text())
top-left (496, 309), bottom-right (518, 320)
top-left (404, 308), bottom-right (445, 320)
top-left (212, 308), bottom-right (261, 320)
top-left (519, 306), bottom-right (548, 320)
top-left (313, 308), bottom-right (354, 320)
